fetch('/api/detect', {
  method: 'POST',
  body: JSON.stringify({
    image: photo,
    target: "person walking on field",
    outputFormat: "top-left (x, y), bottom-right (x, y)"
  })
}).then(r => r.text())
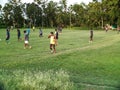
top-left (54, 28), bottom-right (59, 46)
top-left (6, 27), bottom-right (10, 44)
top-left (48, 32), bottom-right (56, 53)
top-left (39, 28), bottom-right (43, 37)
top-left (24, 30), bottom-right (32, 49)
top-left (89, 29), bottom-right (93, 43)
top-left (17, 28), bottom-right (21, 41)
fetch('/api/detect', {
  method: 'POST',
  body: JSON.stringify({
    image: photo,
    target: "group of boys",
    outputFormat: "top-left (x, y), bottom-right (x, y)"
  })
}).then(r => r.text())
top-left (5, 27), bottom-right (59, 53)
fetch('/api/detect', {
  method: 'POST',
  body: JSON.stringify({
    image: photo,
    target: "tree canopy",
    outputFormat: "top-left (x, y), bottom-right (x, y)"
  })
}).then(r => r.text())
top-left (0, 0), bottom-right (120, 28)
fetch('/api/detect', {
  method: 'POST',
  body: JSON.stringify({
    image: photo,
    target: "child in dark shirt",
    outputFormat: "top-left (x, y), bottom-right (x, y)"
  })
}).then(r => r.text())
top-left (89, 29), bottom-right (93, 43)
top-left (54, 29), bottom-right (59, 45)
top-left (39, 28), bottom-right (43, 37)
top-left (17, 28), bottom-right (21, 41)
top-left (6, 27), bottom-right (10, 44)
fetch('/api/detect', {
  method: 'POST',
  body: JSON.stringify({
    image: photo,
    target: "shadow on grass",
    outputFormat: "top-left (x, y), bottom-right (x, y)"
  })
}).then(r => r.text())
top-left (0, 82), bottom-right (4, 90)
top-left (116, 85), bottom-right (120, 90)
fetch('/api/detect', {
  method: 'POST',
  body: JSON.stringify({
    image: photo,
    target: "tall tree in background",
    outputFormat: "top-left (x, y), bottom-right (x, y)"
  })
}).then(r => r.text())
top-left (3, 0), bottom-right (24, 27)
top-left (25, 3), bottom-right (36, 27)
top-left (3, 3), bottom-right (13, 27)
top-left (0, 4), bottom-right (2, 13)
top-left (87, 2), bottom-right (102, 28)
top-left (45, 1), bottom-right (58, 27)
top-left (59, 0), bottom-right (68, 27)
top-left (72, 3), bottom-right (87, 27)
top-left (1, 0), bottom-right (120, 28)
top-left (0, 4), bottom-right (4, 28)
top-left (106, 0), bottom-right (120, 25)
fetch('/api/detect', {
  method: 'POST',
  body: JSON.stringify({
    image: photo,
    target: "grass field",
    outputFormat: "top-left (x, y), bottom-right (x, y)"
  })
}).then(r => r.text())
top-left (0, 28), bottom-right (120, 90)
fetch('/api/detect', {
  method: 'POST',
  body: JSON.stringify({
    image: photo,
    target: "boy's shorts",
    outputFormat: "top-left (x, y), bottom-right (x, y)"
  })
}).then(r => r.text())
top-left (50, 44), bottom-right (55, 49)
top-left (25, 40), bottom-right (29, 44)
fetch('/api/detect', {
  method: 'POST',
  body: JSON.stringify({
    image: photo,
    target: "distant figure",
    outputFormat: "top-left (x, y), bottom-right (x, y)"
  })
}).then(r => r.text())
top-left (39, 28), bottom-right (43, 37)
top-left (6, 27), bottom-right (10, 44)
top-left (117, 26), bottom-right (120, 34)
top-left (11, 26), bottom-right (14, 30)
top-left (58, 26), bottom-right (62, 33)
top-left (105, 25), bottom-right (108, 32)
top-left (17, 28), bottom-right (21, 41)
top-left (89, 29), bottom-right (93, 43)
top-left (32, 26), bottom-right (35, 31)
top-left (24, 30), bottom-right (31, 49)
top-left (26, 26), bottom-right (30, 41)
top-left (48, 32), bottom-right (56, 53)
top-left (54, 28), bottom-right (59, 45)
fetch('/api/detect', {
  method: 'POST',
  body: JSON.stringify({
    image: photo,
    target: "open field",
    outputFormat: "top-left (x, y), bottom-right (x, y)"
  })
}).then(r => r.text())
top-left (0, 28), bottom-right (120, 90)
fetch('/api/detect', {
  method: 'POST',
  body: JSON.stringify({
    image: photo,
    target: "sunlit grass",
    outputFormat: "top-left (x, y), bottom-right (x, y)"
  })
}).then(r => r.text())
top-left (0, 69), bottom-right (74, 90)
top-left (0, 29), bottom-right (120, 90)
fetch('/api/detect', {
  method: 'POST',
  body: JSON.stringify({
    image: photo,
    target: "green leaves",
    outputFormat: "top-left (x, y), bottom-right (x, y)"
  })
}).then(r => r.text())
top-left (1, 0), bottom-right (120, 28)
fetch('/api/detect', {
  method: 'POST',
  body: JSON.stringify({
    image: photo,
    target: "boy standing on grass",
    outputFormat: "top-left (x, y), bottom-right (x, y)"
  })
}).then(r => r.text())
top-left (17, 28), bottom-right (21, 41)
top-left (54, 28), bottom-right (59, 46)
top-left (48, 32), bottom-right (56, 53)
top-left (89, 29), bottom-right (93, 43)
top-left (24, 30), bottom-right (32, 49)
top-left (6, 27), bottom-right (10, 44)
top-left (39, 28), bottom-right (43, 37)
top-left (105, 25), bottom-right (108, 32)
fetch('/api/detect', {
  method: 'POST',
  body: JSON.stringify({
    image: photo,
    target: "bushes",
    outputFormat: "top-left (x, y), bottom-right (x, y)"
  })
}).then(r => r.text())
top-left (0, 69), bottom-right (74, 90)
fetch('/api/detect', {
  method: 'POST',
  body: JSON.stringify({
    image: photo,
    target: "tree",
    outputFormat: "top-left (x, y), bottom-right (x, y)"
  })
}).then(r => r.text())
top-left (72, 3), bottom-right (87, 27)
top-left (3, 3), bottom-right (13, 26)
top-left (3, 0), bottom-right (24, 27)
top-left (105, 0), bottom-right (120, 25)
top-left (58, 0), bottom-right (68, 27)
top-left (1, 0), bottom-right (120, 29)
top-left (45, 1), bottom-right (58, 27)
top-left (0, 4), bottom-right (4, 28)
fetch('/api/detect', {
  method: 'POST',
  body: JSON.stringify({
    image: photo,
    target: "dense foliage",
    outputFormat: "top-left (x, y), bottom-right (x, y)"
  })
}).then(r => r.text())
top-left (0, 0), bottom-right (120, 28)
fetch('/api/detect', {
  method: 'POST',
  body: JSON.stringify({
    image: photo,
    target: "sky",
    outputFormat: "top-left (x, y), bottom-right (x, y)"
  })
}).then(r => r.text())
top-left (0, 0), bottom-right (93, 6)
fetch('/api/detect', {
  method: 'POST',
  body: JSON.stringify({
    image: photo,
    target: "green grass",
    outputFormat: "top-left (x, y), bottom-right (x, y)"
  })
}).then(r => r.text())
top-left (0, 28), bottom-right (120, 90)
top-left (0, 69), bottom-right (73, 90)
